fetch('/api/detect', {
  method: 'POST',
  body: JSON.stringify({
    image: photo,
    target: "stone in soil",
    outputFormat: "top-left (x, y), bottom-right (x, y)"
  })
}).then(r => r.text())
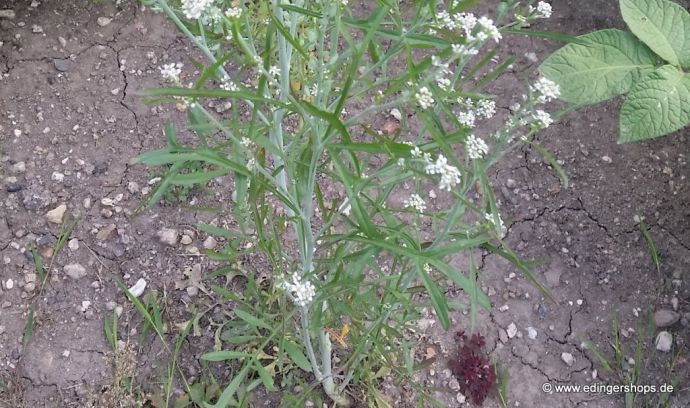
top-left (53, 58), bottom-right (71, 72)
top-left (561, 352), bottom-right (575, 366)
top-left (180, 235), bottom-right (193, 245)
top-left (0, 9), bottom-right (16, 19)
top-left (653, 309), bottom-right (680, 328)
top-left (157, 228), bottom-right (178, 246)
top-left (655, 331), bottom-right (673, 352)
top-left (203, 236), bottom-right (217, 249)
top-left (45, 204), bottom-right (67, 224)
top-left (506, 322), bottom-right (518, 338)
top-left (128, 278), bottom-right (147, 297)
top-left (64, 263), bottom-right (87, 280)
top-left (6, 181), bottom-right (21, 193)
top-left (97, 17), bottom-right (112, 26)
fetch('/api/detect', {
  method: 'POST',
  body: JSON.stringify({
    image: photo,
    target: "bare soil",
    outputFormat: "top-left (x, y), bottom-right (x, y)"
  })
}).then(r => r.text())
top-left (0, 1), bottom-right (688, 407)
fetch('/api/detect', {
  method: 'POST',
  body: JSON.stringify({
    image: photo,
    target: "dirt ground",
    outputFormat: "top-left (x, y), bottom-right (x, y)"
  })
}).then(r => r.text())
top-left (0, 1), bottom-right (688, 407)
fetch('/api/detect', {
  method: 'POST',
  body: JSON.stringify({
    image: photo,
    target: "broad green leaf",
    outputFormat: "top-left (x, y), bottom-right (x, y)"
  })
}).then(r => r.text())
top-left (620, 0), bottom-right (690, 68)
top-left (539, 29), bottom-right (657, 104)
top-left (619, 65), bottom-right (690, 142)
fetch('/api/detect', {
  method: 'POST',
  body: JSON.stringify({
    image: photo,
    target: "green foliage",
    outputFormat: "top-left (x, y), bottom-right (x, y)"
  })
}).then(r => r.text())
top-left (135, 0), bottom-right (565, 405)
top-left (540, 0), bottom-right (690, 142)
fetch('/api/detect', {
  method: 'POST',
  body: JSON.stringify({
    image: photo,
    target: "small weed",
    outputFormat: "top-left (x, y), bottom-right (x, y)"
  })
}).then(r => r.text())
top-left (448, 331), bottom-right (497, 405)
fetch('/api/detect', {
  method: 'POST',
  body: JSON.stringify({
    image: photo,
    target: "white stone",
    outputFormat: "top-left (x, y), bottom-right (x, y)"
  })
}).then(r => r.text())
top-left (655, 331), bottom-right (673, 352)
top-left (5, 279), bottom-right (13, 289)
top-left (180, 235), bottom-right (193, 245)
top-left (390, 108), bottom-right (402, 121)
top-left (506, 322), bottom-right (518, 338)
top-left (64, 263), bottom-right (87, 279)
top-left (203, 236), bottom-right (218, 249)
top-left (157, 228), bottom-right (178, 246)
top-left (526, 327), bottom-right (537, 340)
top-left (68, 238), bottom-right (79, 251)
top-left (128, 278), bottom-right (147, 298)
top-left (561, 352), bottom-right (575, 366)
top-left (97, 17), bottom-right (111, 26)
top-left (45, 204), bottom-right (67, 224)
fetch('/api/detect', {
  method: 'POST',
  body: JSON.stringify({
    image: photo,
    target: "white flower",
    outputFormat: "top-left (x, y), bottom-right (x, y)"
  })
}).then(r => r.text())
top-left (415, 87), bottom-right (435, 109)
top-left (281, 273), bottom-right (316, 307)
top-left (240, 137), bottom-right (253, 148)
top-left (466, 135), bottom-right (489, 160)
top-left (475, 99), bottom-right (496, 119)
top-left (533, 110), bottom-right (553, 128)
top-left (181, 0), bottom-right (214, 20)
top-left (247, 157), bottom-right (258, 171)
top-left (477, 17), bottom-right (502, 43)
top-left (159, 63), bottom-right (182, 82)
top-left (268, 65), bottom-right (280, 77)
top-left (404, 194), bottom-right (427, 212)
top-left (484, 212), bottom-right (507, 237)
top-left (220, 79), bottom-right (238, 91)
top-left (529, 1), bottom-right (553, 19)
top-left (436, 77), bottom-right (451, 91)
top-left (530, 77), bottom-right (561, 103)
top-left (456, 13), bottom-right (478, 38)
top-left (425, 155), bottom-right (462, 191)
top-left (457, 111), bottom-right (476, 128)
top-left (397, 158), bottom-right (406, 167)
top-left (452, 44), bottom-right (479, 56)
top-left (225, 6), bottom-right (242, 18)
top-left (411, 146), bottom-right (423, 158)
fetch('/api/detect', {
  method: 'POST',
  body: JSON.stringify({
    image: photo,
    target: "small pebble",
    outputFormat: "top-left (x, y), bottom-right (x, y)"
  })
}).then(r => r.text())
top-left (655, 331), bottom-right (673, 352)
top-left (157, 228), bottom-right (178, 246)
top-left (203, 236), bottom-right (217, 249)
top-left (561, 352), bottom-right (575, 366)
top-left (128, 278), bottom-right (147, 298)
top-left (180, 235), bottom-right (193, 245)
top-left (5, 279), bottom-right (13, 290)
top-left (45, 204), bottom-right (67, 224)
top-left (97, 17), bottom-right (111, 26)
top-left (506, 322), bottom-right (517, 338)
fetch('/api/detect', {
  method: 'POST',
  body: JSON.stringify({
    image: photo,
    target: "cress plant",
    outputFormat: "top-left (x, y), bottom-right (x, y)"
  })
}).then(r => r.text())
top-left (540, 0), bottom-right (690, 142)
top-left (135, 0), bottom-right (562, 405)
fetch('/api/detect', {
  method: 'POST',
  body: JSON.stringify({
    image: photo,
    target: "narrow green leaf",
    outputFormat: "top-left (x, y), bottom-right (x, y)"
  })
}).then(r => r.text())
top-left (201, 351), bottom-right (251, 361)
top-left (619, 65), bottom-right (690, 142)
top-left (283, 340), bottom-right (313, 372)
top-left (23, 305), bottom-right (35, 346)
top-left (539, 29), bottom-right (657, 104)
top-left (522, 139), bottom-right (569, 188)
top-left (170, 168), bottom-right (232, 186)
top-left (234, 309), bottom-right (272, 331)
top-left (279, 4), bottom-right (322, 18)
top-left (503, 28), bottom-right (590, 45)
top-left (204, 363), bottom-right (250, 408)
top-left (620, 0), bottom-right (690, 68)
top-left (416, 262), bottom-right (450, 330)
top-left (639, 219), bottom-right (661, 274)
top-left (253, 361), bottom-right (276, 391)
top-left (270, 14), bottom-right (309, 59)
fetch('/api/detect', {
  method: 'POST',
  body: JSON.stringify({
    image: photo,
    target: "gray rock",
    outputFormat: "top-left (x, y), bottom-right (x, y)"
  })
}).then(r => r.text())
top-left (655, 331), bottom-right (673, 352)
top-left (203, 236), bottom-right (217, 249)
top-left (6, 181), bottom-right (21, 192)
top-left (653, 309), bottom-right (680, 328)
top-left (64, 263), bottom-right (87, 279)
top-left (53, 58), bottom-right (71, 72)
top-left (157, 228), bottom-right (178, 246)
top-left (96, 17), bottom-right (111, 27)
top-left (0, 9), bottom-right (15, 19)
top-left (561, 352), bottom-right (575, 366)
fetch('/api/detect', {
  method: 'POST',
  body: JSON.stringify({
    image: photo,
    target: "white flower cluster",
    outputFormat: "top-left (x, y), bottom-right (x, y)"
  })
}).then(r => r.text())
top-left (415, 86), bottom-right (435, 109)
top-left (457, 99), bottom-right (495, 129)
top-left (437, 11), bottom-right (501, 43)
top-left (220, 79), bottom-right (239, 91)
top-left (432, 56), bottom-right (453, 91)
top-left (404, 194), bottom-right (427, 212)
top-left (484, 212), bottom-right (507, 237)
top-left (530, 77), bottom-right (561, 103)
top-left (452, 44), bottom-right (479, 57)
top-left (529, 1), bottom-right (553, 19)
top-left (282, 273), bottom-right (316, 307)
top-left (225, 6), bottom-right (242, 18)
top-left (181, 0), bottom-right (214, 20)
top-left (425, 154), bottom-right (462, 191)
top-left (160, 63), bottom-right (182, 82)
top-left (466, 135), bottom-right (489, 160)
top-left (532, 109), bottom-right (553, 128)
